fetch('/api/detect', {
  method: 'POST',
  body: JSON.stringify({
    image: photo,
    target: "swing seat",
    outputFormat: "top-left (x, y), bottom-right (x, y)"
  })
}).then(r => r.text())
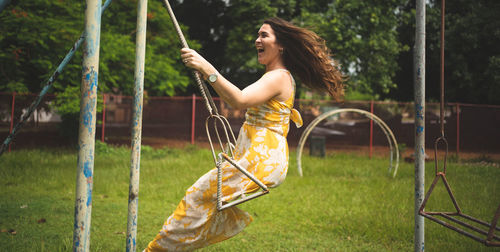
top-left (419, 173), bottom-right (500, 246)
top-left (216, 153), bottom-right (269, 211)
top-left (419, 137), bottom-right (500, 246)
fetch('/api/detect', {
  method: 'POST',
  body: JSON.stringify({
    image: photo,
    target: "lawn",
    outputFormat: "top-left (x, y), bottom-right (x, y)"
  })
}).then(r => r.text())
top-left (0, 143), bottom-right (498, 251)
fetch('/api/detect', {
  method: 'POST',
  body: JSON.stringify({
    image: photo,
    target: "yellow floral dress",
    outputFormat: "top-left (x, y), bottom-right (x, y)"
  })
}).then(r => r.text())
top-left (145, 69), bottom-right (302, 251)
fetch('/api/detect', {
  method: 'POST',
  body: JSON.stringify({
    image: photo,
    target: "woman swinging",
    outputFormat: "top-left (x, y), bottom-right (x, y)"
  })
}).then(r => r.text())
top-left (145, 17), bottom-right (344, 251)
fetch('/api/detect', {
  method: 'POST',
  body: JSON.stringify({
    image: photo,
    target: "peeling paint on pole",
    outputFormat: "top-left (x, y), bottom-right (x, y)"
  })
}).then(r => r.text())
top-left (414, 0), bottom-right (426, 251)
top-left (126, 0), bottom-right (147, 251)
top-left (73, 0), bottom-right (102, 251)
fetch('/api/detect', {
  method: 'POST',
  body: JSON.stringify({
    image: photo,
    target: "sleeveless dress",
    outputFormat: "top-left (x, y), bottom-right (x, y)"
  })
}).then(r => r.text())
top-left (145, 69), bottom-right (303, 251)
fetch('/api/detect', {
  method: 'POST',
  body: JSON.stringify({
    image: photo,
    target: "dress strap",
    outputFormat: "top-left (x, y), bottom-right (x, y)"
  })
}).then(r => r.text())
top-left (276, 70), bottom-right (302, 128)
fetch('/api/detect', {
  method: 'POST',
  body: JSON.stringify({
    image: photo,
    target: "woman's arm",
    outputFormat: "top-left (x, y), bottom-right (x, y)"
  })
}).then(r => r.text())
top-left (180, 48), bottom-right (290, 109)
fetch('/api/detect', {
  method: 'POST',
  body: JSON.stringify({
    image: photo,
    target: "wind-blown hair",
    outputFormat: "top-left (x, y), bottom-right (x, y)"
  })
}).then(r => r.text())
top-left (263, 17), bottom-right (344, 100)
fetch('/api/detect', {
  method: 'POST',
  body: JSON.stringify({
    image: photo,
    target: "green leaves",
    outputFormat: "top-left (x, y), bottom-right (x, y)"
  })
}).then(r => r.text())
top-left (300, 0), bottom-right (407, 99)
top-left (1, 0), bottom-right (499, 107)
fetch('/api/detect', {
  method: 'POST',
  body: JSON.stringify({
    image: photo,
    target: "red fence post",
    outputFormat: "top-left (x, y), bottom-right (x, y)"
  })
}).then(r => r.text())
top-left (191, 94), bottom-right (196, 145)
top-left (369, 100), bottom-right (374, 159)
top-left (101, 93), bottom-right (106, 142)
top-left (456, 103), bottom-right (460, 160)
top-left (8, 92), bottom-right (16, 153)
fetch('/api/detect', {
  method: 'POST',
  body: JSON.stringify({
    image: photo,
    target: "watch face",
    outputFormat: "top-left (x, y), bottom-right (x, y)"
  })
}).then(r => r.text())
top-left (209, 74), bottom-right (217, 83)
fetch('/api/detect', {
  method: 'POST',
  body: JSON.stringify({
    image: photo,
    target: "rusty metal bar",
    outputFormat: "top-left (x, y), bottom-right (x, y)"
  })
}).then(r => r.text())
top-left (420, 213), bottom-right (488, 244)
top-left (461, 212), bottom-right (500, 231)
top-left (73, 0), bottom-right (102, 250)
top-left (419, 0), bottom-right (498, 247)
top-left (437, 213), bottom-right (500, 240)
top-left (440, 0), bottom-right (446, 137)
top-left (420, 142), bottom-right (499, 246)
top-left (487, 205), bottom-right (500, 245)
top-left (420, 211), bottom-right (500, 246)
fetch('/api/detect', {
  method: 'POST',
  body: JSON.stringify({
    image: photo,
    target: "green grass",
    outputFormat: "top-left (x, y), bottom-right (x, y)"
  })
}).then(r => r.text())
top-left (0, 144), bottom-right (498, 251)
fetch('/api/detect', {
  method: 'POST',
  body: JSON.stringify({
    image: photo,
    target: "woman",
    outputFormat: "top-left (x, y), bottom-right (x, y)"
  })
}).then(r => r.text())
top-left (145, 17), bottom-right (343, 251)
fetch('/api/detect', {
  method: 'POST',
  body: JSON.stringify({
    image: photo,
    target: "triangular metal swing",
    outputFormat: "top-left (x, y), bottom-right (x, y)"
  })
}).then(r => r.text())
top-left (205, 114), bottom-right (269, 211)
top-left (418, 0), bottom-right (499, 246)
top-left (418, 134), bottom-right (500, 247)
top-left (162, 0), bottom-right (269, 212)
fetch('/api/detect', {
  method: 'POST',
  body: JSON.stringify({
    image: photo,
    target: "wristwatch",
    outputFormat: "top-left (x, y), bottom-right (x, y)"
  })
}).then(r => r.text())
top-left (207, 73), bottom-right (218, 84)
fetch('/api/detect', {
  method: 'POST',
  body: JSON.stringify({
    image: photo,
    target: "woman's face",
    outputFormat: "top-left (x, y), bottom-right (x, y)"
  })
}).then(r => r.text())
top-left (255, 24), bottom-right (282, 66)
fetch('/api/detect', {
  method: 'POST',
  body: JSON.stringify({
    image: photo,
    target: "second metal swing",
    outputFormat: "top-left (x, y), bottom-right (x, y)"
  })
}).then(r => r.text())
top-left (418, 0), bottom-right (500, 246)
top-left (162, 0), bottom-right (269, 211)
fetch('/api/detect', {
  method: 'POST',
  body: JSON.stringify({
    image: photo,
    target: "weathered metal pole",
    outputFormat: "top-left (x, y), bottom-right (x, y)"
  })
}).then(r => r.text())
top-left (414, 0), bottom-right (426, 251)
top-left (73, 0), bottom-right (102, 250)
top-left (126, 0), bottom-right (148, 250)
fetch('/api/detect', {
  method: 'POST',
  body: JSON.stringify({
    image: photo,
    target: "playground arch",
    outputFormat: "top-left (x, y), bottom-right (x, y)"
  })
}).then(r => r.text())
top-left (296, 108), bottom-right (400, 178)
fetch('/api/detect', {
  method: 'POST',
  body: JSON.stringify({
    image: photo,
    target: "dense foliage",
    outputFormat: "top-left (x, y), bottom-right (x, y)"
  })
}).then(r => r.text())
top-left (0, 0), bottom-right (197, 114)
top-left (1, 0), bottom-right (499, 110)
top-left (391, 0), bottom-right (500, 104)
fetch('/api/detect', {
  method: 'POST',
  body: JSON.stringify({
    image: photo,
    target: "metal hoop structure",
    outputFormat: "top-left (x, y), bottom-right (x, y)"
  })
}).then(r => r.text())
top-left (162, 0), bottom-right (268, 211)
top-left (296, 108), bottom-right (400, 178)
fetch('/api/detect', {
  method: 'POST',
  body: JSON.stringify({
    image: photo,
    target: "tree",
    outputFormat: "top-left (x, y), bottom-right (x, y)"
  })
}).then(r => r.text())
top-left (172, 0), bottom-right (278, 91)
top-left (173, 0), bottom-right (410, 100)
top-left (0, 0), bottom-right (197, 139)
top-left (296, 0), bottom-right (409, 99)
top-left (391, 0), bottom-right (500, 105)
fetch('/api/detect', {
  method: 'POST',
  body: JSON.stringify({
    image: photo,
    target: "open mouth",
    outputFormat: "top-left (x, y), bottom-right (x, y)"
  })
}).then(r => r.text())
top-left (257, 48), bottom-right (264, 53)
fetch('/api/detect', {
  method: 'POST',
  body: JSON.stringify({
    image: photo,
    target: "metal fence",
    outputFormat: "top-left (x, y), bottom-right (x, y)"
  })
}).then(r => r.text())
top-left (1, 92), bottom-right (500, 156)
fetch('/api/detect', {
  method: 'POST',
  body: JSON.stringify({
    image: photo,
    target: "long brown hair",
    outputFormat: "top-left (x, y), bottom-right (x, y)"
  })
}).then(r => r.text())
top-left (263, 17), bottom-right (344, 100)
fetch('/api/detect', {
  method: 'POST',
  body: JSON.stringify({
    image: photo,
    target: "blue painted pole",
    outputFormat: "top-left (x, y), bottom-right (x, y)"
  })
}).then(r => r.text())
top-left (414, 0), bottom-right (426, 251)
top-left (0, 0), bottom-right (112, 157)
top-left (0, 0), bottom-right (11, 13)
top-left (126, 0), bottom-right (148, 250)
top-left (73, 0), bottom-right (102, 251)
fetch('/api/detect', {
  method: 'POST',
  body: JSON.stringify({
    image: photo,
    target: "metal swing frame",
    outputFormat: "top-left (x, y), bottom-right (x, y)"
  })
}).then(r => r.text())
top-left (162, 0), bottom-right (269, 211)
top-left (418, 137), bottom-right (500, 247)
top-left (418, 0), bottom-right (500, 246)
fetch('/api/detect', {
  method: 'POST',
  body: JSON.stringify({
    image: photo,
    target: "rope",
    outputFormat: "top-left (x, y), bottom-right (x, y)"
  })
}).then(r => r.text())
top-left (161, 0), bottom-right (218, 115)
